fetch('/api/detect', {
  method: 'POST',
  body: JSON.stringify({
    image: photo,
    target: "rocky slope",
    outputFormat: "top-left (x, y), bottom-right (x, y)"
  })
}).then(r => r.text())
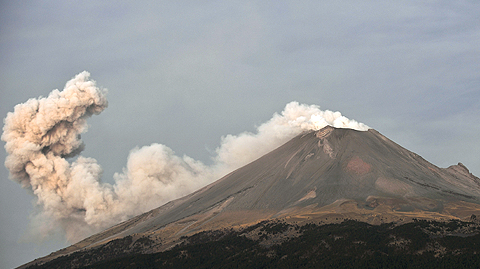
top-left (19, 126), bottom-right (480, 268)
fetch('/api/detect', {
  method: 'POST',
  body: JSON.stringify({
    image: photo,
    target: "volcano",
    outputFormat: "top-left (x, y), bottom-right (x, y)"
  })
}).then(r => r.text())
top-left (20, 126), bottom-right (480, 268)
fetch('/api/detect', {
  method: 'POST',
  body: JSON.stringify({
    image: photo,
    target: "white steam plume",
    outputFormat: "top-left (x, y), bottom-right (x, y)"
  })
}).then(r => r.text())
top-left (2, 71), bottom-right (368, 242)
top-left (215, 101), bottom-right (369, 171)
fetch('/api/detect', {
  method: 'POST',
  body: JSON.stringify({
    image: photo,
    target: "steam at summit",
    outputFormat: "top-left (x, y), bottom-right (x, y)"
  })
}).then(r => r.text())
top-left (2, 71), bottom-right (369, 242)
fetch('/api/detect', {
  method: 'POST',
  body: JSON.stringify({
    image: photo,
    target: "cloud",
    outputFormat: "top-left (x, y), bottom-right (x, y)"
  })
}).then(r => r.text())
top-left (2, 72), bottom-right (368, 242)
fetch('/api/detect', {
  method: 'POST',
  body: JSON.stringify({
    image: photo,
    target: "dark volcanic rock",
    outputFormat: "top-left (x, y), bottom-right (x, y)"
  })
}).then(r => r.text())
top-left (26, 219), bottom-right (480, 269)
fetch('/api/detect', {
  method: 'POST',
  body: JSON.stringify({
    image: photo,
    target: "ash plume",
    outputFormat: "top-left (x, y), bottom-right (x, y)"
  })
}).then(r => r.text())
top-left (2, 71), bottom-right (369, 242)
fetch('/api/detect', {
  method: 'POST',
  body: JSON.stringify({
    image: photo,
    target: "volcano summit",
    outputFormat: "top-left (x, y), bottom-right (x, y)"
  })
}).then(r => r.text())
top-left (20, 126), bottom-right (480, 268)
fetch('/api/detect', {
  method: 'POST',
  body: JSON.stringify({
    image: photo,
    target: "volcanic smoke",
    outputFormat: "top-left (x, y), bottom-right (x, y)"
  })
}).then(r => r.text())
top-left (2, 71), bottom-right (369, 242)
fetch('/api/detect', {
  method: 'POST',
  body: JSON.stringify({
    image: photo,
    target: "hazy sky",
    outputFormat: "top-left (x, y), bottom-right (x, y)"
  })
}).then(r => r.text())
top-left (1, 1), bottom-right (479, 268)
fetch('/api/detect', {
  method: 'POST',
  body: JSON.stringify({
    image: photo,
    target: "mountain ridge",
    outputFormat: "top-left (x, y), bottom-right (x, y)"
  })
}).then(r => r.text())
top-left (19, 126), bottom-right (480, 268)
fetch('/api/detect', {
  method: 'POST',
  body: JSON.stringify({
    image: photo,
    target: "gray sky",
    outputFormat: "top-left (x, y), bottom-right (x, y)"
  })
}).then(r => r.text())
top-left (1, 1), bottom-right (479, 268)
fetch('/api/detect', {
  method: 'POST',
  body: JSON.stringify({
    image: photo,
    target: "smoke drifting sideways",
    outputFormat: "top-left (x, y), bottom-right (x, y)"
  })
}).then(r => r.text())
top-left (2, 71), bottom-right (369, 243)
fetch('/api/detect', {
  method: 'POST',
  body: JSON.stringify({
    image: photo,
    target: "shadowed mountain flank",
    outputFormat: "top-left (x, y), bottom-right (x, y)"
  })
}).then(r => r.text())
top-left (19, 127), bottom-right (480, 268)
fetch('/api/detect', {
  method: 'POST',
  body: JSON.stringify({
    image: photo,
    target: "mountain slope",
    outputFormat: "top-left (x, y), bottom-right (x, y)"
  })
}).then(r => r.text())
top-left (20, 126), bottom-right (480, 268)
